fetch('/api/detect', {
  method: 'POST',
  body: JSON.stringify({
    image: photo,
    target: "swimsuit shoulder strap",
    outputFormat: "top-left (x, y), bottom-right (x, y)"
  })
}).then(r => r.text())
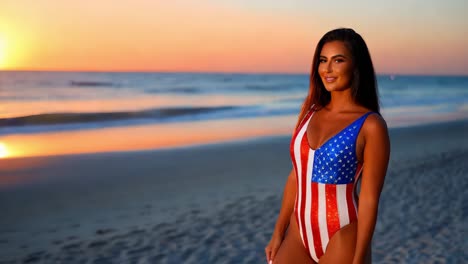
top-left (296, 104), bottom-right (315, 130)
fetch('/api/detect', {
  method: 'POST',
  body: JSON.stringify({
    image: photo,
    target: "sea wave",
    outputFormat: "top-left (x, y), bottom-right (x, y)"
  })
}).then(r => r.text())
top-left (70, 81), bottom-right (116, 87)
top-left (0, 106), bottom-right (237, 127)
top-left (145, 87), bottom-right (201, 94)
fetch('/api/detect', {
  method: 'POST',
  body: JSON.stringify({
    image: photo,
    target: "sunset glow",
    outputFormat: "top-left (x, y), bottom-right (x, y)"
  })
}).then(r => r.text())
top-left (0, 19), bottom-right (32, 70)
top-left (0, 1), bottom-right (466, 75)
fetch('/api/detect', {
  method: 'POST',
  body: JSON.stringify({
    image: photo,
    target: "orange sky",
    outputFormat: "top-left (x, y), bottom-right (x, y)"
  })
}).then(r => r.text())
top-left (0, 0), bottom-right (467, 75)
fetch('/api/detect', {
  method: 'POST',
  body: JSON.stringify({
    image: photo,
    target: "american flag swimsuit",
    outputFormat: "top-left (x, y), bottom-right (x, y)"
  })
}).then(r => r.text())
top-left (290, 107), bottom-right (373, 262)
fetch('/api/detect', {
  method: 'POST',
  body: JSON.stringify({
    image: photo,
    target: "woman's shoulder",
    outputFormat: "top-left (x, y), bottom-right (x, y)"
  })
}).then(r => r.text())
top-left (362, 111), bottom-right (389, 137)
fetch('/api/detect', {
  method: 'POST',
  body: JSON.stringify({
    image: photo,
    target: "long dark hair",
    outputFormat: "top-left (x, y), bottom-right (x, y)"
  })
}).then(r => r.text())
top-left (296, 28), bottom-right (379, 128)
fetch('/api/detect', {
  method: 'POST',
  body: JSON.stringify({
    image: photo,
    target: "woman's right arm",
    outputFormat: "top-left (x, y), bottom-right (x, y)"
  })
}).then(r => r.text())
top-left (265, 168), bottom-right (297, 263)
top-left (272, 168), bottom-right (297, 237)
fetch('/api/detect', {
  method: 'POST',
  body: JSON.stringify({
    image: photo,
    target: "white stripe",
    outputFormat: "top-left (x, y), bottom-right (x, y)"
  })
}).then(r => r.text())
top-left (304, 149), bottom-right (317, 261)
top-left (293, 116), bottom-right (310, 245)
top-left (318, 183), bottom-right (329, 253)
top-left (336, 184), bottom-right (349, 228)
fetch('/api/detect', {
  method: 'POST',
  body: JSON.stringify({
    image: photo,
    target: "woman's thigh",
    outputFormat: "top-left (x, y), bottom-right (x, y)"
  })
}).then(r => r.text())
top-left (318, 221), bottom-right (371, 264)
top-left (274, 215), bottom-right (315, 264)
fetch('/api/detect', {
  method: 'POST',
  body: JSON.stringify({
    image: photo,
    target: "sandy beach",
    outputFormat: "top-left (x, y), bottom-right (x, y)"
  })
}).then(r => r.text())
top-left (0, 120), bottom-right (467, 263)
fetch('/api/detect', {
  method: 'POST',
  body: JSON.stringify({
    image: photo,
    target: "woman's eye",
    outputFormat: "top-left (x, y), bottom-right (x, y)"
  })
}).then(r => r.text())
top-left (335, 59), bottom-right (344, 63)
top-left (319, 59), bottom-right (326, 63)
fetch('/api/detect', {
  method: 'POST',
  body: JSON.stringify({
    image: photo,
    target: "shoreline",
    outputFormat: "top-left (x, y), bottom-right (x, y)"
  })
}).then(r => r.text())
top-left (1, 116), bottom-right (467, 161)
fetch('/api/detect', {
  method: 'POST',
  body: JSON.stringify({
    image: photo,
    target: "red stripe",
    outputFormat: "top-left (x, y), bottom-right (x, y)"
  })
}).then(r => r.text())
top-left (299, 135), bottom-right (310, 253)
top-left (289, 108), bottom-right (315, 254)
top-left (291, 139), bottom-right (300, 226)
top-left (325, 184), bottom-right (340, 238)
top-left (311, 182), bottom-right (323, 258)
top-left (346, 183), bottom-right (357, 222)
top-left (298, 108), bottom-right (315, 130)
top-left (290, 110), bottom-right (311, 223)
top-left (290, 106), bottom-right (313, 160)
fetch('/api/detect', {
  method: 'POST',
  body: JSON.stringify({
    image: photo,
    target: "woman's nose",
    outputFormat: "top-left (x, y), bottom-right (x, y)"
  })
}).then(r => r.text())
top-left (326, 62), bottom-right (333, 72)
top-left (321, 62), bottom-right (333, 73)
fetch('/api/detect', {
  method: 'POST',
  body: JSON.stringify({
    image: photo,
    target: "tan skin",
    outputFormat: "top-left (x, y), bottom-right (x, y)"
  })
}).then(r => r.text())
top-left (265, 41), bottom-right (390, 264)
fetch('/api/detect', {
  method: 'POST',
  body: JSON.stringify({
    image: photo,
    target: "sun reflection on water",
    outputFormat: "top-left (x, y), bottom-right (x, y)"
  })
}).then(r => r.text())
top-left (0, 142), bottom-right (9, 158)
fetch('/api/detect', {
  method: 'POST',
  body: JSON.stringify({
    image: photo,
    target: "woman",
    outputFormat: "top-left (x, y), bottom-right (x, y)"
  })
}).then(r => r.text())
top-left (265, 28), bottom-right (390, 264)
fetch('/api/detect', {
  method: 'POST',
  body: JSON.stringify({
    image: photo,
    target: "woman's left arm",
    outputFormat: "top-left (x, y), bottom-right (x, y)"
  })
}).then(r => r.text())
top-left (353, 115), bottom-right (391, 264)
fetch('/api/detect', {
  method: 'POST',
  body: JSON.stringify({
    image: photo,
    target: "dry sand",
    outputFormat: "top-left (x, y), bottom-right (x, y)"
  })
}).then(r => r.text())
top-left (0, 120), bottom-right (467, 263)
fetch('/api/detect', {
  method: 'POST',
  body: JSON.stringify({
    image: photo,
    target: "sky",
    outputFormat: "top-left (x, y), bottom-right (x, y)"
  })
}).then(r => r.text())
top-left (0, 0), bottom-right (467, 75)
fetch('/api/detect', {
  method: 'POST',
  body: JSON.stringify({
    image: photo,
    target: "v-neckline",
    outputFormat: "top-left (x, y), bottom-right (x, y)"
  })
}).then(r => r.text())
top-left (306, 111), bottom-right (371, 151)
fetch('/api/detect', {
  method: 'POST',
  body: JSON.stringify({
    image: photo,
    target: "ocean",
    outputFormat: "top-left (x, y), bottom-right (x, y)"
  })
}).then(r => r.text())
top-left (0, 71), bottom-right (467, 156)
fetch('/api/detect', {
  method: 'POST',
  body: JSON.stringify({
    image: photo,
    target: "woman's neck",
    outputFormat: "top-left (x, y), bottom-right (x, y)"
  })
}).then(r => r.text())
top-left (325, 89), bottom-right (356, 112)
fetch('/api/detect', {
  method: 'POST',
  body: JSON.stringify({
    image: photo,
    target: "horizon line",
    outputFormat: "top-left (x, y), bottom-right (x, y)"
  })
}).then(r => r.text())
top-left (1, 69), bottom-right (467, 77)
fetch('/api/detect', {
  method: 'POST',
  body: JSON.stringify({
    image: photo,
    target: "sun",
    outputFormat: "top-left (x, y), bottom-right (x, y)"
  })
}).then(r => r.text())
top-left (0, 37), bottom-right (5, 67)
top-left (0, 36), bottom-right (6, 68)
top-left (0, 142), bottom-right (9, 158)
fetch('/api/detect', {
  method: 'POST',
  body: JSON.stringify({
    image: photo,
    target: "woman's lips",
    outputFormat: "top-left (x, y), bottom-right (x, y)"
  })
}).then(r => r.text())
top-left (325, 77), bottom-right (337, 83)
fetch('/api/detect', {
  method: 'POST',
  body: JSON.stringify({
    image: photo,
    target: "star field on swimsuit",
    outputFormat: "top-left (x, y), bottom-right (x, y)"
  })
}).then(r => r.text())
top-left (310, 119), bottom-right (367, 184)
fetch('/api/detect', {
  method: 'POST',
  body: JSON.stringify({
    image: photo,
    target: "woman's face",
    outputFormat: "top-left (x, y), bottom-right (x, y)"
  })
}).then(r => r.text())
top-left (318, 41), bottom-right (354, 92)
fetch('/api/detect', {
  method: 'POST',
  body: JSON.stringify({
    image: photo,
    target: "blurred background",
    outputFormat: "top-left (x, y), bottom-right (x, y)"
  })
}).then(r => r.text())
top-left (0, 1), bottom-right (467, 263)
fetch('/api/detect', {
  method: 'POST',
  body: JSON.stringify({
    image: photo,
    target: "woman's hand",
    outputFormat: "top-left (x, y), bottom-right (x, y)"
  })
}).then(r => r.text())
top-left (265, 233), bottom-right (283, 264)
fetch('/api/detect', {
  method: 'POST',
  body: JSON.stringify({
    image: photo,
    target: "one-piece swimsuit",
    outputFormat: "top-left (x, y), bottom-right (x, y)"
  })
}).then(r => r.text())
top-left (290, 107), bottom-right (373, 262)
